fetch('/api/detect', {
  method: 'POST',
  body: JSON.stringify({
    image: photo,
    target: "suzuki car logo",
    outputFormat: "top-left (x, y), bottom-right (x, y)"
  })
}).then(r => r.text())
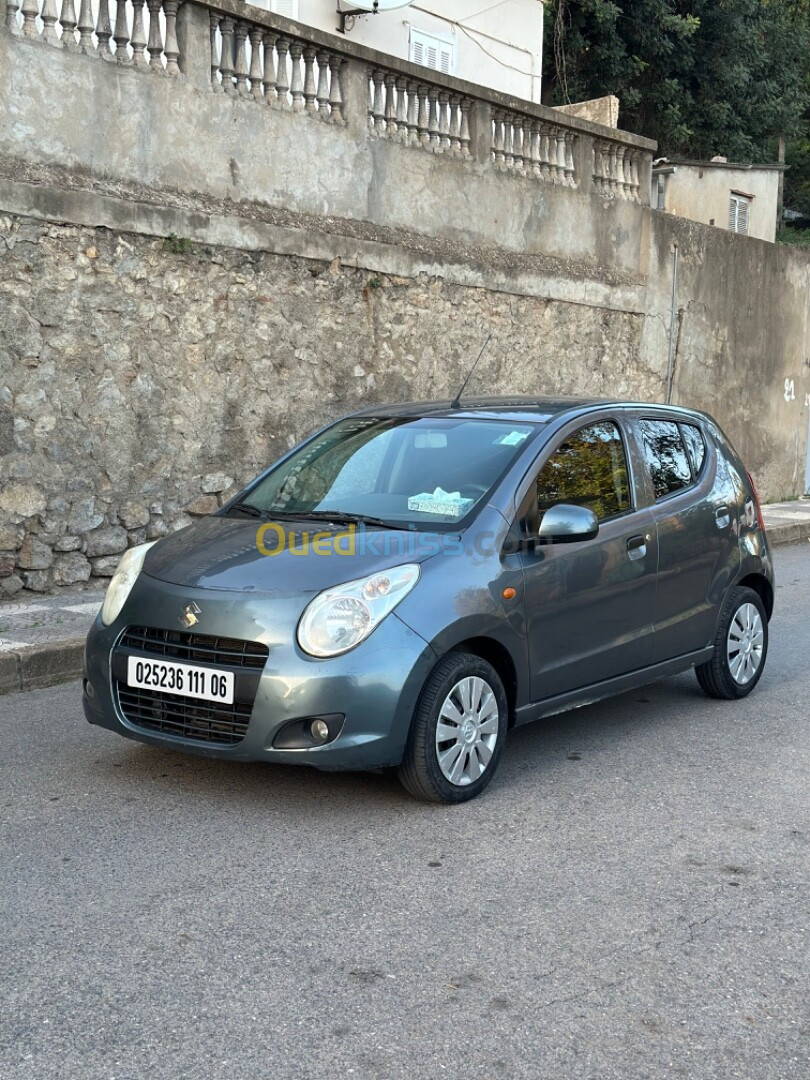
top-left (179, 602), bottom-right (201, 629)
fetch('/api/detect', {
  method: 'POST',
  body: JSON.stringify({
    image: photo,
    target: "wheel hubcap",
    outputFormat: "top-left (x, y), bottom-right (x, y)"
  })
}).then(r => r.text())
top-left (727, 603), bottom-right (764, 685)
top-left (435, 676), bottom-right (499, 787)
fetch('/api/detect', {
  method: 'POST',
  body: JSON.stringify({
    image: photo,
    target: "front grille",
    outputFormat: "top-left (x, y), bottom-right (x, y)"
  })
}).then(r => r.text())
top-left (116, 683), bottom-right (252, 745)
top-left (116, 626), bottom-right (268, 746)
top-left (120, 627), bottom-right (269, 670)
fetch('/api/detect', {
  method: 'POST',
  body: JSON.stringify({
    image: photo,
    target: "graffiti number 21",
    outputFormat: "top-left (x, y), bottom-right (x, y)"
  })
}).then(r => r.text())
top-left (785, 378), bottom-right (796, 402)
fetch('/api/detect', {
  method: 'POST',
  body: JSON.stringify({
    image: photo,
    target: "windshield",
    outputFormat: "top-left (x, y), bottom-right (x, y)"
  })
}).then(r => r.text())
top-left (234, 416), bottom-right (539, 529)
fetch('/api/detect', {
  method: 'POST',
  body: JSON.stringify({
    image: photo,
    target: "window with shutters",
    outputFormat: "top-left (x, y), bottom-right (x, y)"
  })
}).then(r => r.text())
top-left (269, 0), bottom-right (298, 18)
top-left (409, 29), bottom-right (455, 75)
top-left (728, 193), bottom-right (751, 235)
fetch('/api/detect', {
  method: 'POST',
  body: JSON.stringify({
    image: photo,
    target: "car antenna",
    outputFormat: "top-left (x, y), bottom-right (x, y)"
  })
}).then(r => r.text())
top-left (450, 333), bottom-right (493, 409)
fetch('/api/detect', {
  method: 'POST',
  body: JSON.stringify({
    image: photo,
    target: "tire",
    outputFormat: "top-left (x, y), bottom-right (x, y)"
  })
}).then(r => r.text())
top-left (695, 586), bottom-right (768, 700)
top-left (397, 652), bottom-right (508, 804)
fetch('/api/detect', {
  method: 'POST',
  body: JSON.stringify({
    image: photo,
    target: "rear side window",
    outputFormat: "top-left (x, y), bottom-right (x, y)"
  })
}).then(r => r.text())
top-left (638, 419), bottom-right (692, 499)
top-left (679, 423), bottom-right (707, 477)
top-left (534, 421), bottom-right (631, 522)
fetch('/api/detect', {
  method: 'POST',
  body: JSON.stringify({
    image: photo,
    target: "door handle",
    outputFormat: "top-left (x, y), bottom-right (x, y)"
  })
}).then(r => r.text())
top-left (627, 534), bottom-right (649, 561)
top-left (715, 505), bottom-right (731, 529)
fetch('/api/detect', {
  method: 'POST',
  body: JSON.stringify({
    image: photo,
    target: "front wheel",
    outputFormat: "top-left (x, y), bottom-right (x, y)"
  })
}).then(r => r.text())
top-left (397, 652), bottom-right (508, 803)
top-left (695, 586), bottom-right (768, 700)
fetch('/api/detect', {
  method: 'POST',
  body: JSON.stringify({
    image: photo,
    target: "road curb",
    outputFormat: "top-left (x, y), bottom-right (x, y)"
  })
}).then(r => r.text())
top-left (0, 638), bottom-right (85, 696)
top-left (766, 523), bottom-right (810, 547)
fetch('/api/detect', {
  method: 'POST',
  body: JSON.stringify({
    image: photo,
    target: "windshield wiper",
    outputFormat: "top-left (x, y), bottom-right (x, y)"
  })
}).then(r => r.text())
top-left (229, 505), bottom-right (402, 530)
top-left (229, 501), bottom-right (264, 518)
top-left (279, 509), bottom-right (402, 530)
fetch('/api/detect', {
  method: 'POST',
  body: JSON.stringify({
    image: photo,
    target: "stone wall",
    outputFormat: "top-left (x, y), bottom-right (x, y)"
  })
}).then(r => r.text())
top-left (0, 211), bottom-right (656, 596)
top-left (1, 1), bottom-right (809, 596)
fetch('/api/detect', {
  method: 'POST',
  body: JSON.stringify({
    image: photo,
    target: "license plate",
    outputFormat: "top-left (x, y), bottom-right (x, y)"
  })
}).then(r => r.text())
top-left (126, 656), bottom-right (234, 705)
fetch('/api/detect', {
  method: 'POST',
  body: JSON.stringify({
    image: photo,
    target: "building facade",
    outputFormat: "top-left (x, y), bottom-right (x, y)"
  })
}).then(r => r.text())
top-left (247, 0), bottom-right (545, 102)
top-left (653, 158), bottom-right (785, 243)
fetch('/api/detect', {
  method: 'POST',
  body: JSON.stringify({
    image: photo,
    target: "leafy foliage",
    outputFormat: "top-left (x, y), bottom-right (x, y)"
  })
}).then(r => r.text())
top-left (776, 226), bottom-right (810, 245)
top-left (784, 137), bottom-right (810, 215)
top-left (543, 1), bottom-right (810, 166)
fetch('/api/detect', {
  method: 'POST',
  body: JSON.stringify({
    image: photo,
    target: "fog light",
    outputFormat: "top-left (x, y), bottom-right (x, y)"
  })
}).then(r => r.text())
top-left (271, 714), bottom-right (344, 750)
top-left (310, 719), bottom-right (330, 743)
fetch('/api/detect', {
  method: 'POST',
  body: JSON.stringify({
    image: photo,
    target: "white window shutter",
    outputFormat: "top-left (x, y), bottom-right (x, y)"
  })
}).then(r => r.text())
top-left (729, 194), bottom-right (751, 235)
top-left (270, 0), bottom-right (298, 18)
top-left (410, 29), bottom-right (455, 75)
top-left (738, 199), bottom-right (749, 235)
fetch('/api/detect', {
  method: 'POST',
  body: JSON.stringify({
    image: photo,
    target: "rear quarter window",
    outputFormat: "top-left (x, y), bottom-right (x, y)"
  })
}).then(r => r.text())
top-left (679, 423), bottom-right (707, 478)
top-left (638, 419), bottom-right (693, 499)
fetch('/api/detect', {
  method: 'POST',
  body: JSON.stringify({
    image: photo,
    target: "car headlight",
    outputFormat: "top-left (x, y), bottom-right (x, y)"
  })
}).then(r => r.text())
top-left (100, 541), bottom-right (158, 627)
top-left (297, 563), bottom-right (421, 658)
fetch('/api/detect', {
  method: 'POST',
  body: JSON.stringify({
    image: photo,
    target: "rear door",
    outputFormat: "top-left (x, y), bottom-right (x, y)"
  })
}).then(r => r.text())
top-left (631, 414), bottom-right (741, 662)
top-left (516, 415), bottom-right (659, 702)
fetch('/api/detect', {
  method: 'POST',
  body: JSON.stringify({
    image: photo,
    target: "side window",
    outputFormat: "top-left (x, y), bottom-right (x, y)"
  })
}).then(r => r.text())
top-left (679, 423), bottom-right (706, 478)
top-left (535, 421), bottom-right (631, 523)
top-left (639, 419), bottom-right (692, 499)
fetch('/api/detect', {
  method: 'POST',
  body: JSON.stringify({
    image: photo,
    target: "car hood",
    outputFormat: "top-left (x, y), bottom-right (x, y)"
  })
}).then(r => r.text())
top-left (142, 515), bottom-right (446, 595)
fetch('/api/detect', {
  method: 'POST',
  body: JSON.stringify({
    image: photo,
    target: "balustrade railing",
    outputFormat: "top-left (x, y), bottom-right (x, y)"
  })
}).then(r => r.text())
top-left (492, 108), bottom-right (575, 186)
top-left (208, 13), bottom-right (345, 119)
top-left (4, 0), bottom-right (654, 203)
top-left (593, 140), bottom-right (642, 202)
top-left (6, 0), bottom-right (179, 71)
top-left (367, 66), bottom-right (471, 158)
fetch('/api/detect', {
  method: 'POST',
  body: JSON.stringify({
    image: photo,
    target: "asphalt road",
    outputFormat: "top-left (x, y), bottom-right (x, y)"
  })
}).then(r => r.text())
top-left (2, 547), bottom-right (809, 1080)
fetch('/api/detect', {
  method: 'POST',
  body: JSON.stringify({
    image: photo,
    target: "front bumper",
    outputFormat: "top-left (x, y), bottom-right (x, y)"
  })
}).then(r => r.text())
top-left (83, 574), bottom-right (437, 770)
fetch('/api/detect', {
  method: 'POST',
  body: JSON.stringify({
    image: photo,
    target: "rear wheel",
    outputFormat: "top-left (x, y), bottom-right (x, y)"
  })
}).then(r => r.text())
top-left (695, 586), bottom-right (768, 700)
top-left (397, 652), bottom-right (508, 803)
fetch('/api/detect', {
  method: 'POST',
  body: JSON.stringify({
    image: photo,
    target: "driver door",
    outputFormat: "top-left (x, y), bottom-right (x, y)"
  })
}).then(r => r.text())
top-left (517, 418), bottom-right (659, 702)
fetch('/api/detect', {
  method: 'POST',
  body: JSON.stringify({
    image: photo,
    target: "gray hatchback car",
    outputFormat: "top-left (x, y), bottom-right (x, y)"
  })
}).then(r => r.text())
top-left (84, 397), bottom-right (773, 802)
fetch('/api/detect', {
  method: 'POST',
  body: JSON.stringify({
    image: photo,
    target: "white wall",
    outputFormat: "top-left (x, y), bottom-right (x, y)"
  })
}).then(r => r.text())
top-left (248, 0), bottom-right (545, 103)
top-left (657, 162), bottom-right (783, 243)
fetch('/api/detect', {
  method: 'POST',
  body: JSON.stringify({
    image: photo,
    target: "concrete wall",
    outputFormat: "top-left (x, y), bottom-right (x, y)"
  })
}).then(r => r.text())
top-left (642, 216), bottom-right (810, 500)
top-left (0, 7), bottom-right (809, 596)
top-left (1, 4), bottom-right (649, 260)
top-left (658, 161), bottom-right (783, 243)
top-left (247, 0), bottom-right (545, 102)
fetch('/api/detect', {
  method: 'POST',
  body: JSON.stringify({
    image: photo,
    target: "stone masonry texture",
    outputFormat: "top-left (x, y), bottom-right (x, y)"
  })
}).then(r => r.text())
top-left (0, 215), bottom-right (656, 594)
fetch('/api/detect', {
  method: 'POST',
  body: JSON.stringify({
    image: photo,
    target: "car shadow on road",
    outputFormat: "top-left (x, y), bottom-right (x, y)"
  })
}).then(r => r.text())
top-left (80, 670), bottom-right (719, 812)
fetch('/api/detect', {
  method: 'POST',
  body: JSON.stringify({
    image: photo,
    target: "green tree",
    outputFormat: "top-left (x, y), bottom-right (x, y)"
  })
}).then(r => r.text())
top-left (780, 0), bottom-right (810, 214)
top-left (784, 137), bottom-right (810, 215)
top-left (684, 0), bottom-right (809, 161)
top-left (544, 1), bottom-right (810, 164)
top-left (542, 0), bottom-right (699, 141)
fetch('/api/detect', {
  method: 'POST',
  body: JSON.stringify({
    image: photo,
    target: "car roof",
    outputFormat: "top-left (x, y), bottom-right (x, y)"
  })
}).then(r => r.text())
top-left (350, 396), bottom-right (708, 425)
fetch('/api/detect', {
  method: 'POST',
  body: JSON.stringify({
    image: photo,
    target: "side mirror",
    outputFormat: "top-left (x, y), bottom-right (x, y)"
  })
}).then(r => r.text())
top-left (538, 504), bottom-right (599, 544)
